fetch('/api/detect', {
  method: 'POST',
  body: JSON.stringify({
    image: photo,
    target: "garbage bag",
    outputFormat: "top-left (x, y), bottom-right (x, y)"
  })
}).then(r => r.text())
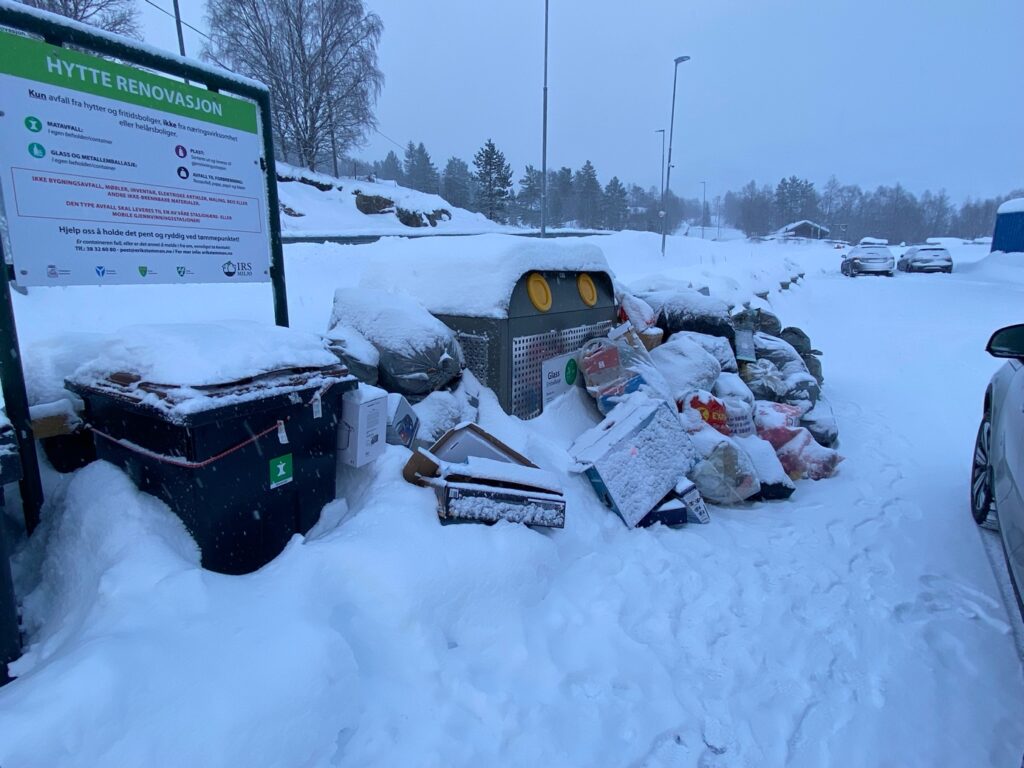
top-left (579, 327), bottom-right (669, 415)
top-left (801, 397), bottom-right (839, 447)
top-left (329, 288), bottom-right (464, 401)
top-left (684, 389), bottom-right (730, 434)
top-left (686, 423), bottom-right (761, 504)
top-left (741, 359), bottom-right (787, 401)
top-left (733, 434), bottom-right (796, 500)
top-left (733, 308), bottom-right (782, 337)
top-left (617, 289), bottom-right (658, 330)
top-left (324, 324), bottom-right (380, 385)
top-left (776, 429), bottom-right (843, 480)
top-left (780, 326), bottom-right (819, 357)
top-left (649, 334), bottom-right (722, 403)
top-left (640, 288), bottom-right (735, 345)
top-left (722, 396), bottom-right (756, 438)
top-left (672, 331), bottom-right (738, 373)
top-left (803, 353), bottom-right (824, 386)
top-left (754, 332), bottom-right (820, 407)
top-left (752, 400), bottom-right (804, 448)
top-left (713, 371), bottom-right (755, 407)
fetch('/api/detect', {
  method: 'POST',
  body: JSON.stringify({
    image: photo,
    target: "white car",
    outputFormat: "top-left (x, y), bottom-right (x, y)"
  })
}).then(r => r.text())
top-left (840, 245), bottom-right (895, 277)
top-left (898, 246), bottom-right (953, 274)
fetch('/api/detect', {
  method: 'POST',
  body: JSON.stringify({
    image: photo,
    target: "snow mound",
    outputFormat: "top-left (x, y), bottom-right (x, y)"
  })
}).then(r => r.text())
top-left (276, 162), bottom-right (506, 237)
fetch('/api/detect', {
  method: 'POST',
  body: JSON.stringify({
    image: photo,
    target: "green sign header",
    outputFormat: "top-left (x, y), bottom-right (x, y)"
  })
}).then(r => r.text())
top-left (0, 29), bottom-right (258, 134)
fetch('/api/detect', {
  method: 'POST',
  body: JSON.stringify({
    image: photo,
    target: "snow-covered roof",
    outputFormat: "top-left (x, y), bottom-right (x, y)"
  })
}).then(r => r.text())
top-left (997, 198), bottom-right (1024, 215)
top-left (776, 220), bottom-right (830, 236)
top-left (358, 236), bottom-right (612, 318)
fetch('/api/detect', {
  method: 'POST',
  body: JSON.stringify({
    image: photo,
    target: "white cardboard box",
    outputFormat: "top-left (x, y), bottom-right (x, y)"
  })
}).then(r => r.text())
top-left (339, 384), bottom-right (387, 467)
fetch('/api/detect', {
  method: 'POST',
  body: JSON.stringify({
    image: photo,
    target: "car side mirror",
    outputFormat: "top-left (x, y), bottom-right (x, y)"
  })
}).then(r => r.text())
top-left (986, 324), bottom-right (1024, 359)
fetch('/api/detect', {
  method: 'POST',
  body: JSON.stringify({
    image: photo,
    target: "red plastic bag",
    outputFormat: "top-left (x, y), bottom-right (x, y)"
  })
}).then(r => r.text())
top-left (687, 391), bottom-right (730, 435)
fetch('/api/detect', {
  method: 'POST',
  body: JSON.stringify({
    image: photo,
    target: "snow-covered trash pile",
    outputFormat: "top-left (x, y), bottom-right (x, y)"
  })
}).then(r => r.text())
top-left (404, 422), bottom-right (566, 527)
top-left (327, 288), bottom-right (464, 401)
top-left (564, 286), bottom-right (843, 525)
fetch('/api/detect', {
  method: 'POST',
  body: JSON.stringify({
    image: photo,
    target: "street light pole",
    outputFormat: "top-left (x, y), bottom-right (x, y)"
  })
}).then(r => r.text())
top-left (540, 0), bottom-right (549, 237)
top-left (655, 128), bottom-right (665, 202)
top-left (701, 180), bottom-right (706, 239)
top-left (171, 0), bottom-right (187, 57)
top-left (660, 55), bottom-right (690, 257)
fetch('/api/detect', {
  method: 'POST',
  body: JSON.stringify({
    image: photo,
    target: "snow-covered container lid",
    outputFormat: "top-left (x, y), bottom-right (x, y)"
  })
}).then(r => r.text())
top-left (358, 236), bottom-right (613, 318)
top-left (997, 198), bottom-right (1024, 215)
top-left (70, 321), bottom-right (339, 388)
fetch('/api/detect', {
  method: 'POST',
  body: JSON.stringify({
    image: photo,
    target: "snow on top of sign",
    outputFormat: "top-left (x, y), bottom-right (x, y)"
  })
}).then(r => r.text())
top-left (69, 321), bottom-right (337, 388)
top-left (0, 0), bottom-right (267, 93)
top-left (997, 198), bottom-right (1024, 215)
top-left (358, 236), bottom-right (612, 318)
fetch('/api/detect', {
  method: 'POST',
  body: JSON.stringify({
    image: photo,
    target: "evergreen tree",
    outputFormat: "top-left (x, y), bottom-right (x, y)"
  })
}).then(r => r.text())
top-left (374, 150), bottom-right (403, 183)
top-left (573, 161), bottom-right (603, 229)
top-left (402, 141), bottom-right (439, 193)
top-left (441, 157), bottom-right (473, 210)
top-left (546, 168), bottom-right (573, 226)
top-left (602, 176), bottom-right (628, 230)
top-left (472, 139), bottom-right (513, 222)
top-left (517, 165), bottom-right (544, 227)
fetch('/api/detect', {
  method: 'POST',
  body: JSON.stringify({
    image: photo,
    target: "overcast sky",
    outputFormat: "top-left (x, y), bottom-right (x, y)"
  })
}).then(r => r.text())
top-left (142, 0), bottom-right (1024, 203)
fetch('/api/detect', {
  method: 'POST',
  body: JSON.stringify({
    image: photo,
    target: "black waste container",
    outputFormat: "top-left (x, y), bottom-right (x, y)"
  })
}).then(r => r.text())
top-left (0, 423), bottom-right (24, 686)
top-left (67, 365), bottom-right (356, 575)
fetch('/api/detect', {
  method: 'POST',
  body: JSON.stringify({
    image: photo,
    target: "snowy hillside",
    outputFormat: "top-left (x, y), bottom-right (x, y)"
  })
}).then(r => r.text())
top-left (276, 163), bottom-right (512, 237)
top-left (1, 232), bottom-right (1022, 767)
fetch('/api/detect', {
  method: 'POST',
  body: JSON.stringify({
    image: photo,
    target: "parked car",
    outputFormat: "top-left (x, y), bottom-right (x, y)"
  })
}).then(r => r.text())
top-left (971, 323), bottom-right (1024, 615)
top-left (897, 246), bottom-right (953, 273)
top-left (840, 245), bottom-right (895, 277)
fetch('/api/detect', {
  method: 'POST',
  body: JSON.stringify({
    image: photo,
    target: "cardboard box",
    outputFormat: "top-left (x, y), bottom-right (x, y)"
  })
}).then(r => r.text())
top-left (646, 480), bottom-right (710, 527)
top-left (339, 384), bottom-right (387, 467)
top-left (403, 422), bottom-right (565, 528)
top-left (570, 394), bottom-right (697, 528)
top-left (386, 393), bottom-right (419, 448)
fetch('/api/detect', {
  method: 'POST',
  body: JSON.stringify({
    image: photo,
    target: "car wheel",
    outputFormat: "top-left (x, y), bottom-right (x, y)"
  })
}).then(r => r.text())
top-left (971, 413), bottom-right (996, 527)
top-left (886, 271), bottom-right (894, 277)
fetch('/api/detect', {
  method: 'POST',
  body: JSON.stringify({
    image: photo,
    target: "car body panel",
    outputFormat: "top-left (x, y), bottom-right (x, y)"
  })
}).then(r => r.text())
top-left (989, 359), bottom-right (1024, 593)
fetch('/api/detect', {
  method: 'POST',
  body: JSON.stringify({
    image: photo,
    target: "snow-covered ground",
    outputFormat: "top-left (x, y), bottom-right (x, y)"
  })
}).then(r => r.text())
top-left (2, 232), bottom-right (1023, 767)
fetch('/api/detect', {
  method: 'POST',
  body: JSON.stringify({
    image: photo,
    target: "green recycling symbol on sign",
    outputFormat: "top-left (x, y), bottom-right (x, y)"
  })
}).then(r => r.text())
top-left (564, 357), bottom-right (578, 385)
top-left (28, 142), bottom-right (45, 158)
top-left (270, 453), bottom-right (293, 489)
top-left (24, 116), bottom-right (42, 132)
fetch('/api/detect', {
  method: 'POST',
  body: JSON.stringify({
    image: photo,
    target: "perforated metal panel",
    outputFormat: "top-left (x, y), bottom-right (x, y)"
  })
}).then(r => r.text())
top-left (455, 331), bottom-right (490, 384)
top-left (511, 320), bottom-right (613, 419)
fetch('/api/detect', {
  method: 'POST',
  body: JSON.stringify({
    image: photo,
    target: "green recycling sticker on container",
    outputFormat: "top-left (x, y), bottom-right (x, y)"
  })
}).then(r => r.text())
top-left (269, 453), bottom-right (293, 489)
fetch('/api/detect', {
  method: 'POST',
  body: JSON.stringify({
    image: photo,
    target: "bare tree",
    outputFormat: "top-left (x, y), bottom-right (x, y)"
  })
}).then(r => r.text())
top-left (204, 0), bottom-right (383, 172)
top-left (23, 0), bottom-right (140, 37)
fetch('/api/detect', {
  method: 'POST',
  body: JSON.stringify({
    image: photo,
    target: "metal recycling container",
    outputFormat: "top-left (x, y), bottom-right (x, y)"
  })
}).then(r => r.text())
top-left (0, 423), bottom-right (24, 686)
top-left (67, 365), bottom-right (356, 575)
top-left (436, 269), bottom-right (616, 420)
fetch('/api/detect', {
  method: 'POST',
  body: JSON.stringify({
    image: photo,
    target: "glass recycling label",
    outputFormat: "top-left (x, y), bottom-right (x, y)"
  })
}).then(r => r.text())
top-left (0, 30), bottom-right (271, 286)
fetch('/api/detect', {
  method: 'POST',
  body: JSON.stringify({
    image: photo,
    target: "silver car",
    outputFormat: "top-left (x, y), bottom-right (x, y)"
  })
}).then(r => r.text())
top-left (897, 246), bottom-right (953, 274)
top-left (840, 245), bottom-right (895, 277)
top-left (972, 324), bottom-right (1024, 615)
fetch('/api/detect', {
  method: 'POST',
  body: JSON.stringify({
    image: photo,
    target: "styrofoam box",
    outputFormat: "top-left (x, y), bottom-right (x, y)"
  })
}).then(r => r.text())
top-left (339, 384), bottom-right (387, 467)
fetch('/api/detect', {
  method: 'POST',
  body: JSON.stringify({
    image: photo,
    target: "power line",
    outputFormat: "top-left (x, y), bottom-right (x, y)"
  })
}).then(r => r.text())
top-left (140, 0), bottom-right (212, 42)
top-left (374, 128), bottom-right (405, 151)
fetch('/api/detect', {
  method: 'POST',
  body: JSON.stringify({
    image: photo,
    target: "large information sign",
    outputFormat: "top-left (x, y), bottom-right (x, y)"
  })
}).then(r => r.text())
top-left (0, 29), bottom-right (270, 285)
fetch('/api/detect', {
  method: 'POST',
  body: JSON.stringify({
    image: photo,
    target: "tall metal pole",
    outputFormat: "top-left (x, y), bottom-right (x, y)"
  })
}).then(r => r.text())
top-left (655, 128), bottom-right (665, 201)
top-left (540, 0), bottom-right (549, 237)
top-left (171, 0), bottom-right (187, 57)
top-left (701, 180), bottom-right (706, 239)
top-left (660, 55), bottom-right (689, 257)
